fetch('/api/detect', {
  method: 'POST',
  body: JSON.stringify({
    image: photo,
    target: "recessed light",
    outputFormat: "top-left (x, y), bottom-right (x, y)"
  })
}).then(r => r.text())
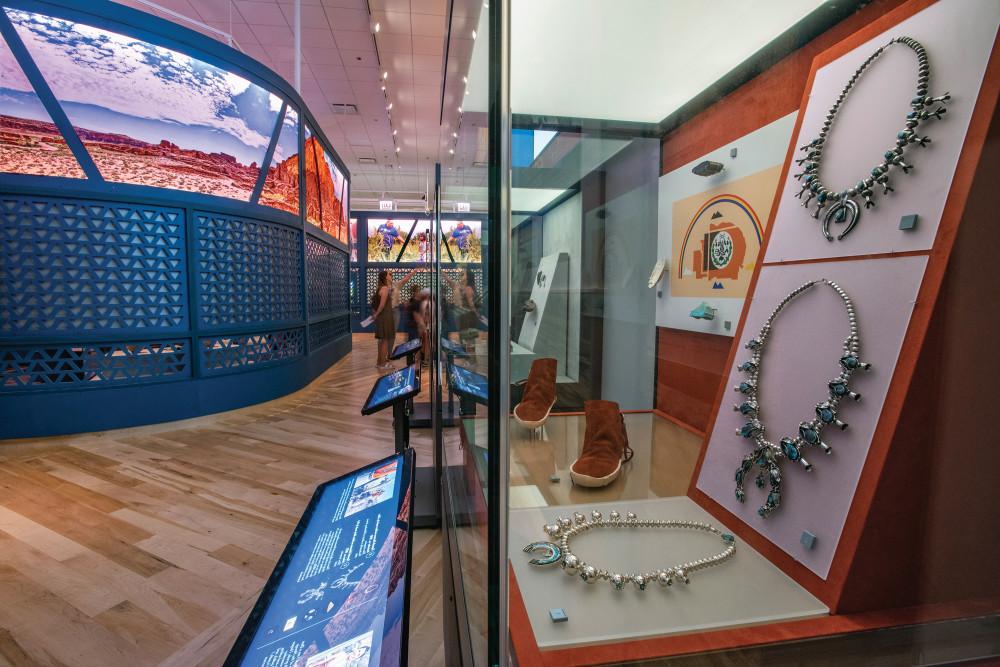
top-left (452, 132), bottom-right (457, 138)
top-left (462, 76), bottom-right (468, 84)
top-left (381, 84), bottom-right (386, 91)
top-left (449, 148), bottom-right (455, 154)
top-left (396, 147), bottom-right (401, 153)
top-left (393, 129), bottom-right (398, 136)
top-left (387, 103), bottom-right (393, 110)
top-left (374, 22), bottom-right (380, 32)
top-left (472, 30), bottom-right (477, 39)
top-left (383, 71), bottom-right (388, 80)
top-left (457, 107), bottom-right (462, 113)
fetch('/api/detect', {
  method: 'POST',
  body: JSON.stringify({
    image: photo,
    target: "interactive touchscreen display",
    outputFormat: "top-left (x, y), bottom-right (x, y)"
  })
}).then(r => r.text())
top-left (225, 450), bottom-right (414, 667)
top-left (361, 365), bottom-right (420, 415)
top-left (439, 338), bottom-right (467, 357)
top-left (389, 338), bottom-right (422, 360)
top-left (449, 364), bottom-right (488, 404)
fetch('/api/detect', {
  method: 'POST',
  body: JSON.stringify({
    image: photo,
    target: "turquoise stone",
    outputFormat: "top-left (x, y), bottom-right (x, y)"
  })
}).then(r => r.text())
top-left (735, 469), bottom-right (744, 483)
top-left (755, 475), bottom-right (765, 488)
top-left (722, 534), bottom-right (735, 543)
top-left (799, 425), bottom-right (819, 444)
top-left (780, 438), bottom-right (800, 461)
top-left (768, 491), bottom-right (781, 506)
top-left (805, 174), bottom-right (815, 183)
top-left (740, 422), bottom-right (759, 438)
top-left (841, 354), bottom-right (860, 369)
top-left (871, 166), bottom-right (882, 176)
top-left (830, 381), bottom-right (848, 396)
top-left (757, 507), bottom-right (767, 517)
top-left (818, 191), bottom-right (828, 203)
top-left (897, 130), bottom-right (910, 140)
top-left (818, 407), bottom-right (835, 423)
top-left (738, 402), bottom-right (755, 415)
top-left (739, 382), bottom-right (752, 394)
top-left (835, 206), bottom-right (847, 223)
top-left (756, 454), bottom-right (767, 466)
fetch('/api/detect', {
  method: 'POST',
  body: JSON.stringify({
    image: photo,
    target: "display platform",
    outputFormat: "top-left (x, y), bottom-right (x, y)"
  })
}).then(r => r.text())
top-left (509, 496), bottom-right (827, 650)
top-left (226, 450), bottom-right (415, 667)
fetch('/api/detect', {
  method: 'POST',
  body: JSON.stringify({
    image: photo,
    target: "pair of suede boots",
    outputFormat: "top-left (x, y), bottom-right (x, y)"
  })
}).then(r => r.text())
top-left (513, 358), bottom-right (634, 488)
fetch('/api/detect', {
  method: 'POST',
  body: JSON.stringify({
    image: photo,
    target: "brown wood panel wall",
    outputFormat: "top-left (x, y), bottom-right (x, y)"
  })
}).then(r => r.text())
top-left (660, 0), bottom-right (909, 176)
top-left (655, 327), bottom-right (733, 434)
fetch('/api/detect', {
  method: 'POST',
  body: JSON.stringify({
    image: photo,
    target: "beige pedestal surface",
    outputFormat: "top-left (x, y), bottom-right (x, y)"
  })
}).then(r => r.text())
top-left (510, 496), bottom-right (828, 649)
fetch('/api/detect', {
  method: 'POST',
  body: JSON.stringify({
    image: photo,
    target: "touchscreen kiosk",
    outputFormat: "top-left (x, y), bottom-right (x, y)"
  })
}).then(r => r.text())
top-left (225, 450), bottom-right (415, 667)
top-left (389, 338), bottom-right (422, 361)
top-left (361, 365), bottom-right (420, 416)
top-left (449, 364), bottom-right (488, 405)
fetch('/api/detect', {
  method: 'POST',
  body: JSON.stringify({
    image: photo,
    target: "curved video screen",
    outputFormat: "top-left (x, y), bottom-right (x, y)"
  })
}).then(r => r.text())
top-left (0, 5), bottom-right (347, 229)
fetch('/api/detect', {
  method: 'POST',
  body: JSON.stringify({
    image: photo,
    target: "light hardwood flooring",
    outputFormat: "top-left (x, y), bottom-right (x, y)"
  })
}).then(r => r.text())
top-left (0, 335), bottom-right (445, 667)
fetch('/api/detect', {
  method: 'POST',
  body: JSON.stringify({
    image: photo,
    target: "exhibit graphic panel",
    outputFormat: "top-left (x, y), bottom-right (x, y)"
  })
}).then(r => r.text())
top-left (440, 219), bottom-right (482, 263)
top-left (670, 167), bottom-right (776, 299)
top-left (367, 219), bottom-right (412, 262)
top-left (5, 7), bottom-right (281, 200)
top-left (226, 452), bottom-right (414, 667)
top-left (695, 255), bottom-right (926, 579)
top-left (762, 0), bottom-right (999, 263)
top-left (657, 114), bottom-right (795, 335)
top-left (398, 219), bottom-right (433, 263)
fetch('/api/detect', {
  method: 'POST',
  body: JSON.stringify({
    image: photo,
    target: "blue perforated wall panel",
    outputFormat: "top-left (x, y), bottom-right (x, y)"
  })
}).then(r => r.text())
top-left (306, 235), bottom-right (349, 317)
top-left (310, 315), bottom-right (350, 350)
top-left (201, 327), bottom-right (304, 374)
top-left (1, 339), bottom-right (190, 391)
top-left (196, 212), bottom-right (302, 327)
top-left (0, 196), bottom-right (187, 334)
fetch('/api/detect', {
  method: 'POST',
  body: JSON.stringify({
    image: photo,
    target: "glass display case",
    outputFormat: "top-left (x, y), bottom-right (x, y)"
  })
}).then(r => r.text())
top-left (440, 0), bottom-right (1000, 665)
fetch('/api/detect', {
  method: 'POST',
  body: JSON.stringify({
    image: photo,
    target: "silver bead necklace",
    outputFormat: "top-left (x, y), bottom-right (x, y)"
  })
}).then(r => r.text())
top-left (733, 279), bottom-right (871, 517)
top-left (793, 36), bottom-right (950, 241)
top-left (523, 510), bottom-right (735, 592)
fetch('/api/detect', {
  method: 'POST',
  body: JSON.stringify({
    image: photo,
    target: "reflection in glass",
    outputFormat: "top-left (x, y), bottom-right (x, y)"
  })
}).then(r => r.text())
top-left (6, 8), bottom-right (280, 199)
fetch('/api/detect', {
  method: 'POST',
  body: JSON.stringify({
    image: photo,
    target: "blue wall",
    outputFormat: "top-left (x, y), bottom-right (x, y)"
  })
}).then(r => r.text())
top-left (0, 1), bottom-right (351, 439)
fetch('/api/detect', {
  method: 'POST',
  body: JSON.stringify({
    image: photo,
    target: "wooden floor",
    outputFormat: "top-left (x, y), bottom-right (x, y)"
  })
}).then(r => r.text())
top-left (0, 335), bottom-right (446, 667)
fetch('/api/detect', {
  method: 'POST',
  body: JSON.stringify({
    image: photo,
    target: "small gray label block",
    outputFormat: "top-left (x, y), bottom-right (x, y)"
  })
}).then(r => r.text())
top-left (899, 213), bottom-right (919, 231)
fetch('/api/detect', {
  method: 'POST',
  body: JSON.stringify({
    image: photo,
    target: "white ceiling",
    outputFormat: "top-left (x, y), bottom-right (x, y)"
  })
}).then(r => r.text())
top-left (509, 0), bottom-right (827, 122)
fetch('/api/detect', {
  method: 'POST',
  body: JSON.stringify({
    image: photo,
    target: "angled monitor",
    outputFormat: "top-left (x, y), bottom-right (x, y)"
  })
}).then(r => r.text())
top-left (361, 364), bottom-right (420, 415)
top-left (225, 449), bottom-right (416, 667)
top-left (389, 338), bottom-right (422, 360)
top-left (449, 363), bottom-right (488, 405)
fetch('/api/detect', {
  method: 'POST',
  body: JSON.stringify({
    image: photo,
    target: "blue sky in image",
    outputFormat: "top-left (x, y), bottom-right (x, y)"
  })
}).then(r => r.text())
top-left (4, 8), bottom-right (283, 166)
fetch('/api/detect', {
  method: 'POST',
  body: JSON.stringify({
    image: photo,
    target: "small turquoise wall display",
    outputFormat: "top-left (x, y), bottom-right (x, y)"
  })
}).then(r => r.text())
top-left (0, 0), bottom-right (351, 438)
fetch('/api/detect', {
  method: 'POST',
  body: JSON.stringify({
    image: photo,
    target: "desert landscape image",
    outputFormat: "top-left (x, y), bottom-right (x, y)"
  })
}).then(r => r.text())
top-left (1, 8), bottom-right (281, 202)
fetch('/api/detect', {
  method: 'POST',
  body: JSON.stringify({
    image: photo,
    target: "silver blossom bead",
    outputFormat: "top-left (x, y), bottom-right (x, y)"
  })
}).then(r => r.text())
top-left (658, 571), bottom-right (673, 587)
top-left (676, 568), bottom-right (689, 584)
top-left (626, 511), bottom-right (637, 522)
top-left (633, 574), bottom-right (647, 591)
top-left (573, 512), bottom-right (586, 525)
top-left (580, 565), bottom-right (597, 583)
top-left (558, 516), bottom-right (572, 529)
top-left (544, 523), bottom-right (561, 538)
top-left (591, 510), bottom-right (602, 522)
top-left (563, 554), bottom-right (579, 575)
top-left (610, 573), bottom-right (625, 591)
top-left (609, 510), bottom-right (620, 521)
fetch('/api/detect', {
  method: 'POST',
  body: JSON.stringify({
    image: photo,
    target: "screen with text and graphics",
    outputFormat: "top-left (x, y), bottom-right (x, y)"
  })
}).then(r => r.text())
top-left (361, 364), bottom-right (420, 415)
top-left (450, 363), bottom-right (488, 404)
top-left (226, 450), bottom-right (414, 667)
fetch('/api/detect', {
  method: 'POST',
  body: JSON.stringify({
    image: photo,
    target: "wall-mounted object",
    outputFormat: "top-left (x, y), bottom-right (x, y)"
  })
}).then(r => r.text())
top-left (648, 259), bottom-right (669, 288)
top-left (693, 160), bottom-right (725, 177)
top-left (690, 302), bottom-right (717, 320)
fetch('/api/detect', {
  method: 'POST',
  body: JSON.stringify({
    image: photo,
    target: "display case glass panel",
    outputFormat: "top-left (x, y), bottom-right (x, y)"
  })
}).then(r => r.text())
top-left (5, 8), bottom-right (281, 199)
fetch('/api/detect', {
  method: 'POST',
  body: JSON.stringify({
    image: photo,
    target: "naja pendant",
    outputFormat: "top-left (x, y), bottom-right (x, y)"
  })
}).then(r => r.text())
top-left (523, 541), bottom-right (563, 566)
top-left (822, 198), bottom-right (860, 241)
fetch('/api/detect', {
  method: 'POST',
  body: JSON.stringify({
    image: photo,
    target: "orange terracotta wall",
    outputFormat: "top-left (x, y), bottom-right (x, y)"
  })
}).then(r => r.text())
top-left (655, 327), bottom-right (732, 434)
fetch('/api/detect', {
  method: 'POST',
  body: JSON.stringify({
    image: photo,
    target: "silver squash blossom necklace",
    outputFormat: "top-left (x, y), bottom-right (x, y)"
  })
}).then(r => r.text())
top-left (733, 279), bottom-right (871, 518)
top-left (793, 36), bottom-right (950, 241)
top-left (523, 510), bottom-right (735, 591)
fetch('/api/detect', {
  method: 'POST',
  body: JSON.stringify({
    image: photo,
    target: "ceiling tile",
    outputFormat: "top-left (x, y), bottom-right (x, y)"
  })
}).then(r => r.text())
top-left (304, 46), bottom-right (346, 67)
top-left (321, 0), bottom-right (367, 9)
top-left (411, 35), bottom-right (443, 55)
top-left (332, 30), bottom-right (374, 51)
top-left (412, 68), bottom-right (441, 86)
top-left (193, 0), bottom-right (242, 23)
top-left (410, 12), bottom-right (444, 37)
top-left (346, 65), bottom-right (380, 82)
top-left (340, 49), bottom-right (378, 67)
top-left (375, 33), bottom-right (412, 53)
top-left (235, 0), bottom-right (287, 26)
top-left (324, 7), bottom-right (372, 31)
top-left (410, 0), bottom-right (445, 14)
top-left (411, 53), bottom-right (441, 71)
top-left (277, 3), bottom-right (331, 27)
top-left (373, 10), bottom-right (410, 34)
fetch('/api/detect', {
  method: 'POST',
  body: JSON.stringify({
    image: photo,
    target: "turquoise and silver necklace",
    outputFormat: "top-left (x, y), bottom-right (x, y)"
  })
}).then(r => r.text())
top-left (733, 279), bottom-right (871, 517)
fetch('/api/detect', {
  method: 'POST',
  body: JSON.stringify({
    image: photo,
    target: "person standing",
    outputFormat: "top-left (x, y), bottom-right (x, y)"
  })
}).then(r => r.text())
top-left (371, 268), bottom-right (418, 370)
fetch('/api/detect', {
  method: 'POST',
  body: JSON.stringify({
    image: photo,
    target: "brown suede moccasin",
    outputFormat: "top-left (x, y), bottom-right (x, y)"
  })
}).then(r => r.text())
top-left (570, 400), bottom-right (634, 487)
top-left (513, 357), bottom-right (557, 428)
